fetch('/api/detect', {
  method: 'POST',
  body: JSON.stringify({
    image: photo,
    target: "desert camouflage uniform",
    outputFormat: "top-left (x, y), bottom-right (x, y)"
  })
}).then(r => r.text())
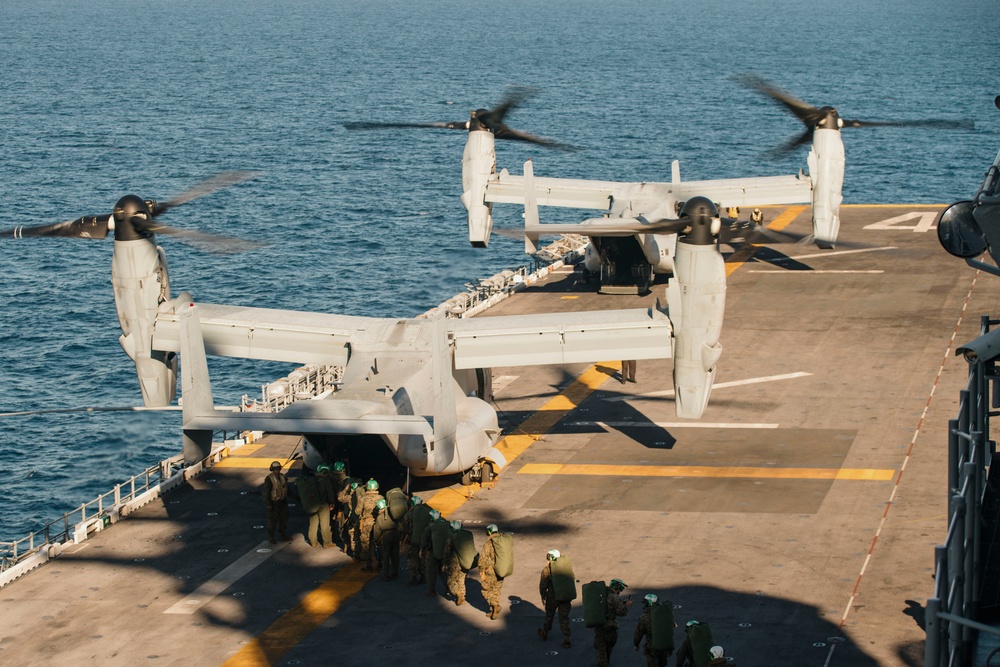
top-left (442, 533), bottom-right (467, 605)
top-left (336, 482), bottom-right (357, 555)
top-left (594, 588), bottom-right (629, 667)
top-left (479, 534), bottom-right (504, 618)
top-left (323, 468), bottom-right (347, 544)
top-left (539, 562), bottom-right (571, 643)
top-left (358, 489), bottom-right (384, 570)
top-left (633, 607), bottom-right (669, 667)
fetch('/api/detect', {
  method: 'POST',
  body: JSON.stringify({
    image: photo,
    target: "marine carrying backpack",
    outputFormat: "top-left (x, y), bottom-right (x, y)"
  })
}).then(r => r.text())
top-left (689, 622), bottom-right (715, 667)
top-left (410, 503), bottom-right (433, 542)
top-left (650, 602), bottom-right (676, 652)
top-left (430, 521), bottom-right (451, 561)
top-left (492, 533), bottom-right (514, 579)
top-left (550, 556), bottom-right (577, 602)
top-left (452, 529), bottom-right (478, 571)
top-left (385, 487), bottom-right (408, 522)
top-left (582, 581), bottom-right (608, 628)
top-left (373, 509), bottom-right (397, 542)
top-left (296, 475), bottom-right (323, 514)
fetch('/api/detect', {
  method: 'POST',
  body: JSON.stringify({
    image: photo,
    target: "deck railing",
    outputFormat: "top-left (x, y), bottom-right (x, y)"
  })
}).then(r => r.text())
top-left (927, 315), bottom-right (1000, 666)
top-left (0, 454), bottom-right (186, 578)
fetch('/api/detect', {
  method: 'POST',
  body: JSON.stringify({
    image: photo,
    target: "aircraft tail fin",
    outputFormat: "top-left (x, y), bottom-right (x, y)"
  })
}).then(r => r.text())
top-left (176, 292), bottom-right (216, 462)
top-left (523, 159), bottom-right (540, 254)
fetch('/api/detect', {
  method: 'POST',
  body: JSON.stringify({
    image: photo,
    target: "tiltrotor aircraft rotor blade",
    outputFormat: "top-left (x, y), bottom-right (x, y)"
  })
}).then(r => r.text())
top-left (736, 73), bottom-right (973, 155)
top-left (1, 215), bottom-right (111, 239)
top-left (152, 170), bottom-right (262, 215)
top-left (1, 171), bottom-right (261, 252)
top-left (343, 86), bottom-right (575, 150)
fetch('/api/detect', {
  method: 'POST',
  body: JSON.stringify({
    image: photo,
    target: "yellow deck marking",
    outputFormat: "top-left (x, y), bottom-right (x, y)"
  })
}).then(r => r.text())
top-left (221, 562), bottom-right (374, 667)
top-left (560, 295), bottom-right (580, 299)
top-left (725, 205), bottom-right (808, 277)
top-left (213, 458), bottom-right (303, 470)
top-left (230, 444), bottom-right (266, 456)
top-left (518, 462), bottom-right (894, 481)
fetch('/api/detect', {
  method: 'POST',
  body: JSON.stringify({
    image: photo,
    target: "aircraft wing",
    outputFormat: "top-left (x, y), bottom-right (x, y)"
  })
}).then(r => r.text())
top-left (484, 170), bottom-right (812, 212)
top-left (671, 174), bottom-right (812, 208)
top-left (154, 302), bottom-right (673, 371)
top-left (448, 307), bottom-right (672, 369)
top-left (152, 302), bottom-right (370, 366)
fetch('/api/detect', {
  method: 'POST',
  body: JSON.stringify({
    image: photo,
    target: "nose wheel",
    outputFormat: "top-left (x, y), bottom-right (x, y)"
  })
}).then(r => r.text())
top-left (460, 460), bottom-right (496, 486)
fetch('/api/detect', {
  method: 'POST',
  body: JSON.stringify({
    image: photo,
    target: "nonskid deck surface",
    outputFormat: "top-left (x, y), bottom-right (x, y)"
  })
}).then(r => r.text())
top-left (0, 205), bottom-right (980, 666)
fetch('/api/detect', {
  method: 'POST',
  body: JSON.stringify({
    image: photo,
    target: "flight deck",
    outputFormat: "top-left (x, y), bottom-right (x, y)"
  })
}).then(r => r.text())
top-left (0, 204), bottom-right (982, 667)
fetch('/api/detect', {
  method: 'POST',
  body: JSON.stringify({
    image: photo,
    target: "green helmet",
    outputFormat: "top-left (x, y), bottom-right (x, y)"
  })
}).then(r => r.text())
top-left (486, 524), bottom-right (499, 535)
top-left (350, 482), bottom-right (358, 490)
top-left (333, 461), bottom-right (345, 472)
top-left (316, 464), bottom-right (331, 474)
top-left (610, 578), bottom-right (627, 592)
top-left (547, 549), bottom-right (560, 561)
top-left (376, 499), bottom-right (387, 511)
top-left (644, 594), bottom-right (658, 607)
top-left (366, 479), bottom-right (379, 491)
top-left (450, 520), bottom-right (462, 531)
top-left (411, 495), bottom-right (423, 506)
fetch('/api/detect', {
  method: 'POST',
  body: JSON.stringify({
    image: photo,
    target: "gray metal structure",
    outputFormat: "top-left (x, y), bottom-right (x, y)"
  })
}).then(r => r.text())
top-left (927, 316), bottom-right (1000, 667)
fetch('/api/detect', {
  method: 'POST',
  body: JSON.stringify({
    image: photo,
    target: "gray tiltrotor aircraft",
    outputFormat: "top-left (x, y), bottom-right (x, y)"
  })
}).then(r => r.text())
top-left (348, 85), bottom-right (972, 287)
top-left (2, 175), bottom-right (725, 483)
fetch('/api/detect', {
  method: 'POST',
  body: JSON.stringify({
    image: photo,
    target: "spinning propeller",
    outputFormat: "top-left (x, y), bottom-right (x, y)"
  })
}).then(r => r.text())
top-left (343, 87), bottom-right (575, 150)
top-left (736, 74), bottom-right (974, 156)
top-left (1, 171), bottom-right (262, 252)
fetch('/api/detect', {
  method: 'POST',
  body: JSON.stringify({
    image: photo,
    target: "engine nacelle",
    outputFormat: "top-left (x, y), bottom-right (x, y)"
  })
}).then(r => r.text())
top-left (808, 127), bottom-right (845, 247)
top-left (461, 129), bottom-right (497, 247)
top-left (396, 394), bottom-right (497, 476)
top-left (639, 232), bottom-right (677, 274)
top-left (668, 239), bottom-right (725, 419)
top-left (111, 238), bottom-right (177, 407)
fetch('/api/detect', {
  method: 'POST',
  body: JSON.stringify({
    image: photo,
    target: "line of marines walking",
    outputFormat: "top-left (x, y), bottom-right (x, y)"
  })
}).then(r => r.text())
top-left (262, 459), bottom-right (734, 665)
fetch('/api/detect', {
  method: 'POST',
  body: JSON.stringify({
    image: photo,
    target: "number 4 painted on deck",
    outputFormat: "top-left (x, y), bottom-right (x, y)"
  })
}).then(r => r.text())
top-left (863, 212), bottom-right (938, 233)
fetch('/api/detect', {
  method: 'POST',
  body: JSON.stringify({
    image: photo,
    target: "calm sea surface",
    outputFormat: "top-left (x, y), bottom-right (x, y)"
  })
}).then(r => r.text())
top-left (0, 0), bottom-right (996, 541)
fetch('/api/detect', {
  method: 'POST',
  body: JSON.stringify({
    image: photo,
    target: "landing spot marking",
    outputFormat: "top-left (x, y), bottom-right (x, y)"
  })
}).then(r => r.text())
top-left (583, 421), bottom-right (779, 429)
top-left (165, 541), bottom-right (290, 615)
top-left (214, 458), bottom-right (303, 470)
top-left (491, 375), bottom-right (519, 394)
top-left (610, 371), bottom-right (811, 401)
top-left (748, 270), bottom-right (884, 274)
top-left (518, 463), bottom-right (894, 481)
top-left (777, 246), bottom-right (897, 262)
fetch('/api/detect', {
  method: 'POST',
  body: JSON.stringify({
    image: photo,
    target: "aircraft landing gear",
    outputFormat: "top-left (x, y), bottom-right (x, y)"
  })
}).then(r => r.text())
top-left (460, 460), bottom-right (496, 486)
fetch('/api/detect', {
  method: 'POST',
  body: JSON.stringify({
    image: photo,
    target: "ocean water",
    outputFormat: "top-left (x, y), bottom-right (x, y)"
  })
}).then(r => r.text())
top-left (0, 0), bottom-right (996, 542)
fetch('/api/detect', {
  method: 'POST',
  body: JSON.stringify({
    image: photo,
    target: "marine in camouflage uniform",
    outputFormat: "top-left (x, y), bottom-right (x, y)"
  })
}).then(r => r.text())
top-left (262, 462), bottom-right (290, 544)
top-left (372, 501), bottom-right (400, 580)
top-left (400, 498), bottom-right (428, 585)
top-left (337, 480), bottom-right (359, 556)
top-left (358, 480), bottom-right (384, 571)
top-left (594, 579), bottom-right (631, 667)
top-left (478, 526), bottom-right (504, 619)
top-left (421, 512), bottom-right (445, 596)
top-left (323, 462), bottom-right (347, 546)
top-left (442, 524), bottom-right (467, 606)
top-left (538, 558), bottom-right (572, 648)
top-left (633, 599), bottom-right (670, 667)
